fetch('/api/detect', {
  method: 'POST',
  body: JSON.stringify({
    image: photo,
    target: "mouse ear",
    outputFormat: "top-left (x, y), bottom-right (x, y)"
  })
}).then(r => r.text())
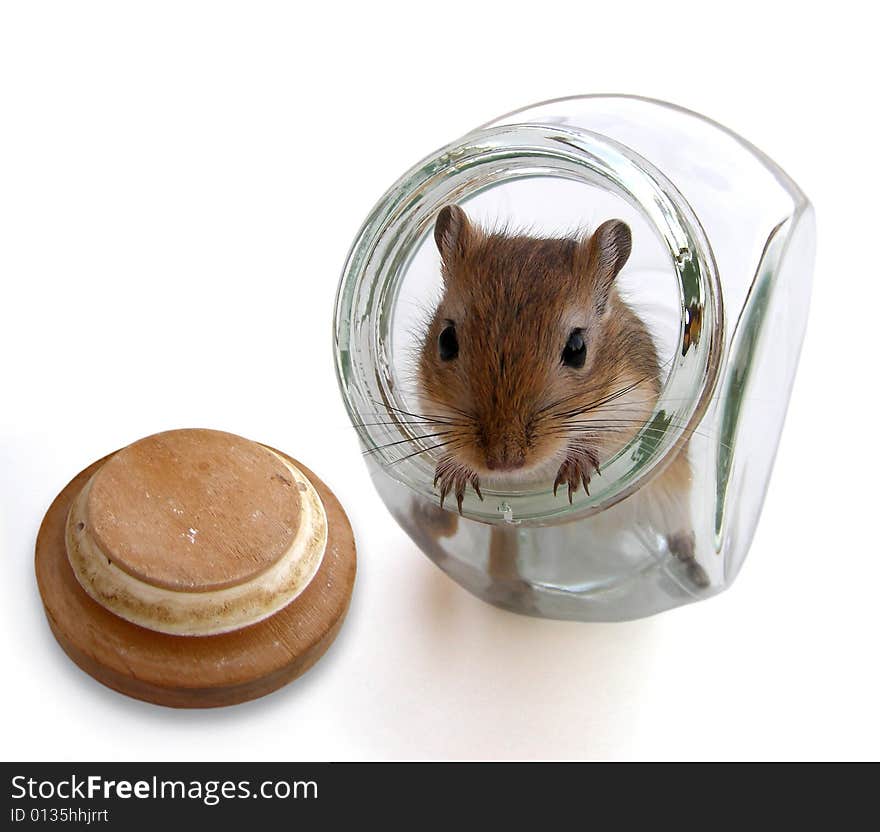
top-left (434, 204), bottom-right (473, 264)
top-left (581, 219), bottom-right (632, 305)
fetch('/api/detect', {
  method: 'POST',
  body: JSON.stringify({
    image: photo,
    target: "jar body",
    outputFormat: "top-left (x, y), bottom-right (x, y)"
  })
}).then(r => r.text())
top-left (335, 96), bottom-right (815, 621)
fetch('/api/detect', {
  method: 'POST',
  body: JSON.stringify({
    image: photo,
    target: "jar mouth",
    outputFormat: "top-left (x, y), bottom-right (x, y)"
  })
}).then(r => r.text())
top-left (335, 123), bottom-right (724, 524)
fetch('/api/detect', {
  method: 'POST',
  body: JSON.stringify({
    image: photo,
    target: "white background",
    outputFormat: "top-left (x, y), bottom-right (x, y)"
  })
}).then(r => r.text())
top-left (1, 1), bottom-right (877, 761)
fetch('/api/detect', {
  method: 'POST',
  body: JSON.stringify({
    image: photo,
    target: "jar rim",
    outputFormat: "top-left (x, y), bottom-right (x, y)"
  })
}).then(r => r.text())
top-left (334, 120), bottom-right (724, 524)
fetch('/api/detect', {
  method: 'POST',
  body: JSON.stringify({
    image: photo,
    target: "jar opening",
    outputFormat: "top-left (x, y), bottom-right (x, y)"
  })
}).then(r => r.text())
top-left (335, 124), bottom-right (723, 524)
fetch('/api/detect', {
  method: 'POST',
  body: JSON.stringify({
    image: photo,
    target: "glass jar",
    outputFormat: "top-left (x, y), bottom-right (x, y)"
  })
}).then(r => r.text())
top-left (334, 95), bottom-right (815, 621)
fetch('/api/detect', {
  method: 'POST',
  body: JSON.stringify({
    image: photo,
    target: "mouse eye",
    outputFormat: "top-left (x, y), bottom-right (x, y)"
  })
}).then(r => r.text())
top-left (561, 329), bottom-right (586, 369)
top-left (438, 323), bottom-right (459, 361)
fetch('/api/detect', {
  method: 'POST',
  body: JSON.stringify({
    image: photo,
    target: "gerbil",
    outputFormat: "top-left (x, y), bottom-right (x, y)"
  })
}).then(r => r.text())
top-left (416, 204), bottom-right (707, 588)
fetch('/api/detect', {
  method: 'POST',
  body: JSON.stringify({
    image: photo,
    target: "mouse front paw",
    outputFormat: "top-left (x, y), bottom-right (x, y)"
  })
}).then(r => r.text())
top-left (434, 456), bottom-right (483, 515)
top-left (553, 448), bottom-right (601, 504)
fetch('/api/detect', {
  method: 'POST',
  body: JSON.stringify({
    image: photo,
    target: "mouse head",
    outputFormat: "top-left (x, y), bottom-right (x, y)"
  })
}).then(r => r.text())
top-left (417, 204), bottom-right (647, 504)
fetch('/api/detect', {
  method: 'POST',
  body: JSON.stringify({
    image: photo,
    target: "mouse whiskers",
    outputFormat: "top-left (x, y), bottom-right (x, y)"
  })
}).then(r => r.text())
top-left (354, 396), bottom-right (484, 512)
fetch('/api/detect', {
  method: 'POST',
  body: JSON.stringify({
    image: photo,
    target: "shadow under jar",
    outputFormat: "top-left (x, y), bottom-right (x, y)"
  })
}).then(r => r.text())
top-left (334, 95), bottom-right (815, 621)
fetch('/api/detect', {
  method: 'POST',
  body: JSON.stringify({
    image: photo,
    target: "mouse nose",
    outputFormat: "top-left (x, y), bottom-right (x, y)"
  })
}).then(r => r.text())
top-left (485, 450), bottom-right (526, 472)
top-left (481, 420), bottom-right (528, 473)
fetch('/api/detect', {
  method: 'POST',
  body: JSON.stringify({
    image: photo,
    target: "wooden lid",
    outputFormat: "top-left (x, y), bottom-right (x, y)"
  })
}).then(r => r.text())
top-left (86, 429), bottom-right (303, 592)
top-left (34, 430), bottom-right (356, 708)
top-left (65, 429), bottom-right (328, 636)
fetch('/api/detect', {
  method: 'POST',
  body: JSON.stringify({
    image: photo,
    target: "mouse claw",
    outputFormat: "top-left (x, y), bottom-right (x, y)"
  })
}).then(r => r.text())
top-left (553, 470), bottom-right (565, 497)
top-left (434, 458), bottom-right (481, 513)
top-left (438, 482), bottom-right (450, 510)
top-left (555, 449), bottom-right (599, 503)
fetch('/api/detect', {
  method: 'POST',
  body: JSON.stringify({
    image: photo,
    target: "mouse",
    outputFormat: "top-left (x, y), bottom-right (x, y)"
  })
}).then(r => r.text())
top-left (415, 203), bottom-right (708, 589)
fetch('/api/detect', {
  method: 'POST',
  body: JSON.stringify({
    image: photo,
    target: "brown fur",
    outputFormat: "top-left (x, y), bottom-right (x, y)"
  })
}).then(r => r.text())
top-left (419, 205), bottom-right (665, 502)
top-left (416, 205), bottom-right (705, 587)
